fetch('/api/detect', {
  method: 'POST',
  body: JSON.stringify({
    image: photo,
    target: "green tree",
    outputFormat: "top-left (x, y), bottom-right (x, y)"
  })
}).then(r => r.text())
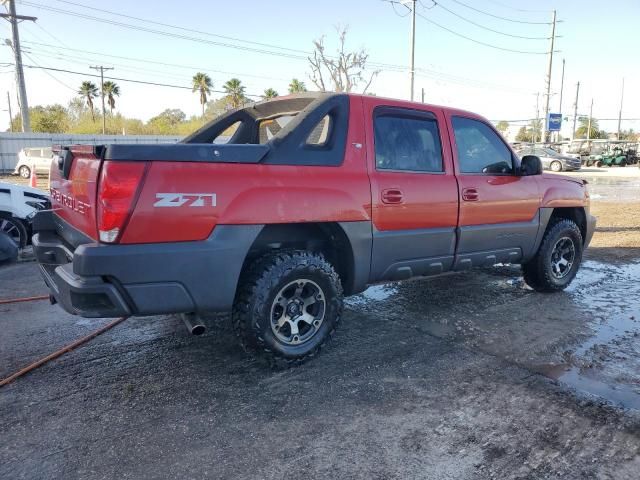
top-left (576, 117), bottom-right (607, 139)
top-left (288, 78), bottom-right (307, 94)
top-left (32, 105), bottom-right (69, 133)
top-left (102, 81), bottom-right (120, 114)
top-left (618, 129), bottom-right (637, 141)
top-left (262, 88), bottom-right (279, 100)
top-left (192, 72), bottom-right (213, 118)
top-left (10, 105), bottom-right (70, 133)
top-left (223, 78), bottom-right (247, 109)
top-left (515, 120), bottom-right (542, 143)
top-left (204, 96), bottom-right (234, 120)
top-left (67, 97), bottom-right (87, 123)
top-left (147, 108), bottom-right (187, 134)
top-left (78, 81), bottom-right (98, 121)
top-left (496, 121), bottom-right (509, 135)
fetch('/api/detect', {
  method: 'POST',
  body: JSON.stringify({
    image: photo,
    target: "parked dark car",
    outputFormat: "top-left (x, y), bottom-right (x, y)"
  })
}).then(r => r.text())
top-left (519, 147), bottom-right (581, 172)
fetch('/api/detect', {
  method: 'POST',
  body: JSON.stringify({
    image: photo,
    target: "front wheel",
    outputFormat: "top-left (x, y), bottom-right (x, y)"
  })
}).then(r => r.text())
top-left (550, 161), bottom-right (562, 172)
top-left (232, 251), bottom-right (343, 365)
top-left (0, 213), bottom-right (28, 248)
top-left (18, 165), bottom-right (30, 179)
top-left (522, 219), bottom-right (583, 292)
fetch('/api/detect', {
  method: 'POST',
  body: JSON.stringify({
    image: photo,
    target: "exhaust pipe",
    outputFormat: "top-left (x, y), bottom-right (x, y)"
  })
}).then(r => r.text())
top-left (181, 313), bottom-right (206, 336)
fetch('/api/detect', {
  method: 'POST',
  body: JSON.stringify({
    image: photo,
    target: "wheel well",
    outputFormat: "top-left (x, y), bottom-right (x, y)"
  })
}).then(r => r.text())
top-left (242, 223), bottom-right (356, 294)
top-left (549, 207), bottom-right (587, 242)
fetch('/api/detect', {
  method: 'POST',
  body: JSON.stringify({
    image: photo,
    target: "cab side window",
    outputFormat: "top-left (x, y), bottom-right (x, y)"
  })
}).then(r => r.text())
top-left (374, 114), bottom-right (443, 173)
top-left (452, 117), bottom-right (514, 174)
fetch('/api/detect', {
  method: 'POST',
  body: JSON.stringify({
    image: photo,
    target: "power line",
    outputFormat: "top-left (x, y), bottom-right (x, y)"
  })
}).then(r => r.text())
top-left (15, 0), bottom-right (471, 76)
top-left (483, 0), bottom-right (550, 14)
top-left (414, 10), bottom-right (549, 54)
top-left (17, 3), bottom-right (540, 96)
top-left (21, 51), bottom-right (75, 91)
top-left (432, 1), bottom-right (549, 40)
top-left (443, 0), bottom-right (551, 24)
top-left (20, 40), bottom-right (288, 82)
top-left (46, 0), bottom-right (310, 56)
top-left (18, 1), bottom-right (308, 60)
top-left (12, 62), bottom-right (264, 98)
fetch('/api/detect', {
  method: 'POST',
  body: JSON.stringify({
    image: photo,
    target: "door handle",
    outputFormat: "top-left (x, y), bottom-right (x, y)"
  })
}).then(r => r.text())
top-left (381, 188), bottom-right (404, 204)
top-left (462, 187), bottom-right (479, 201)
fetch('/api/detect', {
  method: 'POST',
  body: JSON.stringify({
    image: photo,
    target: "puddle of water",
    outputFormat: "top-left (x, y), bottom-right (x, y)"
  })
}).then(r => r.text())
top-left (546, 261), bottom-right (640, 410)
top-left (549, 368), bottom-right (640, 411)
top-left (345, 284), bottom-right (398, 307)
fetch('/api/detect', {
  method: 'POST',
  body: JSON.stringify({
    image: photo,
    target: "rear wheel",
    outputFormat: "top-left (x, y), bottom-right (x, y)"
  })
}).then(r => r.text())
top-left (522, 219), bottom-right (583, 292)
top-left (596, 160), bottom-right (603, 168)
top-left (550, 161), bottom-right (562, 172)
top-left (0, 213), bottom-right (27, 248)
top-left (232, 251), bottom-right (343, 366)
top-left (18, 165), bottom-right (30, 178)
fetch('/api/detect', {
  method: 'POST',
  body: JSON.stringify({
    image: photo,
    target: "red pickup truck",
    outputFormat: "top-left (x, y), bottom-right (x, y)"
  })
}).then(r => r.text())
top-left (33, 93), bottom-right (595, 364)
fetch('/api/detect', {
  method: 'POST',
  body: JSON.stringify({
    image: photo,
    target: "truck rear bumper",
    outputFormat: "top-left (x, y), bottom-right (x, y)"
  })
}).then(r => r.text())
top-left (33, 212), bottom-right (263, 318)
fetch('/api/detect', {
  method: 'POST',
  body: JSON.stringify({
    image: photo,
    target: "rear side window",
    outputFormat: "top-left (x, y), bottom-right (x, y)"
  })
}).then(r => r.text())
top-left (452, 117), bottom-right (513, 174)
top-left (374, 114), bottom-right (443, 172)
top-left (305, 115), bottom-right (332, 146)
top-left (258, 115), bottom-right (297, 144)
top-left (212, 121), bottom-right (241, 144)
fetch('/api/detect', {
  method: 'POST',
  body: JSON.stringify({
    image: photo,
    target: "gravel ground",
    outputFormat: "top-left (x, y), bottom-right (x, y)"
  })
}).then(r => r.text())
top-left (1, 193), bottom-right (640, 479)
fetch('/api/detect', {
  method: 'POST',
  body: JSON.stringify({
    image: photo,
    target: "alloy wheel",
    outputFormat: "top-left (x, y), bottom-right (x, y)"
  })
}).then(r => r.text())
top-left (270, 279), bottom-right (326, 345)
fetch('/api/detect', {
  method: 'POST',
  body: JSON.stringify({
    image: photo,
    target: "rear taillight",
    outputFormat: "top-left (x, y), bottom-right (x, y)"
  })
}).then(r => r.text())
top-left (97, 161), bottom-right (147, 243)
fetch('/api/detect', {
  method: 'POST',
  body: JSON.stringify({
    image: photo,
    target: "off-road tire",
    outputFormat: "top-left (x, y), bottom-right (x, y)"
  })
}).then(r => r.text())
top-left (232, 251), bottom-right (343, 366)
top-left (0, 212), bottom-right (28, 248)
top-left (522, 219), bottom-right (583, 292)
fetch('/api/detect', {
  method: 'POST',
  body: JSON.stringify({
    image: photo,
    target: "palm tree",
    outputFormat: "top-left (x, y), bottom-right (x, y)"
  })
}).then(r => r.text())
top-left (288, 78), bottom-right (307, 94)
top-left (78, 81), bottom-right (98, 121)
top-left (223, 78), bottom-right (246, 109)
top-left (262, 88), bottom-right (279, 100)
top-left (102, 81), bottom-right (120, 114)
top-left (192, 72), bottom-right (213, 118)
top-left (576, 117), bottom-right (606, 139)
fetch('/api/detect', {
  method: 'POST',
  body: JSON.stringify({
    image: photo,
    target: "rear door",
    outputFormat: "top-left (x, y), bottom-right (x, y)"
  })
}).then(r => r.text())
top-left (363, 98), bottom-right (459, 282)
top-left (447, 114), bottom-right (540, 269)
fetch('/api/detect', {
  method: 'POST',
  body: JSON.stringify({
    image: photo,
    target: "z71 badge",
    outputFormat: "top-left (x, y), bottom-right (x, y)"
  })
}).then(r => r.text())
top-left (154, 193), bottom-right (217, 207)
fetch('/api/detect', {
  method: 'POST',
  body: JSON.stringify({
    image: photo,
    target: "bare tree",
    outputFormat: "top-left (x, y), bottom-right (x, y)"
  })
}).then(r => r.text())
top-left (308, 26), bottom-right (379, 94)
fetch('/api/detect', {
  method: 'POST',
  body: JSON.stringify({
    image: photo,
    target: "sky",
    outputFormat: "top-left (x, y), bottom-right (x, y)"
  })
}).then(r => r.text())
top-left (0, 0), bottom-right (638, 137)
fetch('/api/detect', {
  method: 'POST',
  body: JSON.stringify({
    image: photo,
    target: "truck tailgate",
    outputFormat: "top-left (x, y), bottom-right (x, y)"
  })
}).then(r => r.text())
top-left (49, 146), bottom-right (101, 242)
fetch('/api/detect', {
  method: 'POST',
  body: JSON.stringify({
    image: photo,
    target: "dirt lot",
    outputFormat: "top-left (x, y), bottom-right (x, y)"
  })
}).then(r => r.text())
top-left (1, 172), bottom-right (639, 479)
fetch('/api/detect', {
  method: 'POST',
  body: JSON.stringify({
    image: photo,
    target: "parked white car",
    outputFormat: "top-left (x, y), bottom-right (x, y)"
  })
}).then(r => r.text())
top-left (12, 147), bottom-right (53, 178)
top-left (0, 181), bottom-right (49, 247)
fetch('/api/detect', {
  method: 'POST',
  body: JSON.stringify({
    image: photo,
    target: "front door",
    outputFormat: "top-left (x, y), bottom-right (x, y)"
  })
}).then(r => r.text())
top-left (364, 100), bottom-right (459, 282)
top-left (447, 114), bottom-right (540, 269)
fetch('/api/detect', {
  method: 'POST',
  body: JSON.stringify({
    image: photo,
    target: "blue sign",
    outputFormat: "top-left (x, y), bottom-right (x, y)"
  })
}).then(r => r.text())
top-left (547, 113), bottom-right (562, 131)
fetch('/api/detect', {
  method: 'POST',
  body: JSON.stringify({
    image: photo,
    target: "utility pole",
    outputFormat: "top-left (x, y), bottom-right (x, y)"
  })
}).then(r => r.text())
top-left (1, 1), bottom-right (37, 132)
top-left (571, 81), bottom-right (580, 141)
top-left (421, 87), bottom-right (424, 103)
top-left (534, 92), bottom-right (540, 144)
top-left (408, 0), bottom-right (417, 101)
top-left (586, 98), bottom-right (593, 142)
top-left (617, 78), bottom-right (625, 140)
top-left (558, 59), bottom-right (565, 114)
top-left (6, 91), bottom-right (12, 132)
top-left (541, 9), bottom-right (557, 145)
top-left (90, 65), bottom-right (114, 135)
top-left (557, 58), bottom-right (565, 142)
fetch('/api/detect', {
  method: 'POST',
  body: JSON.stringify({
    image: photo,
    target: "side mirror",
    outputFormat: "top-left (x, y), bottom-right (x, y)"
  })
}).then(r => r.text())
top-left (520, 155), bottom-right (542, 176)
